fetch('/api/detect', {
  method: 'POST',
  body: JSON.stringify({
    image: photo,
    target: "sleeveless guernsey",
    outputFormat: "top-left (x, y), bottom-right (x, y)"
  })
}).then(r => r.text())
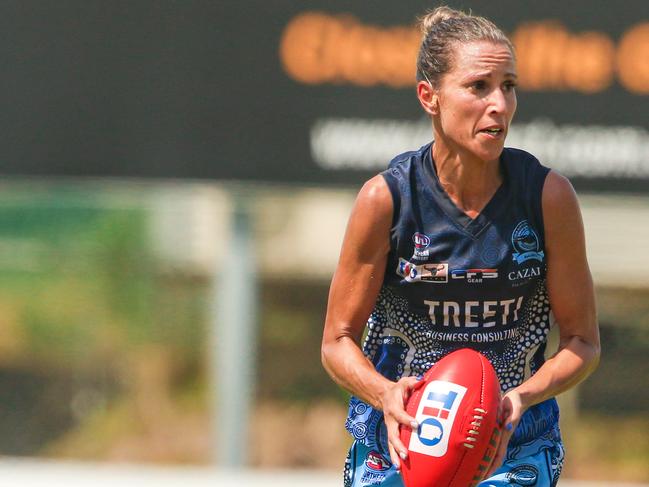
top-left (345, 142), bottom-right (554, 453)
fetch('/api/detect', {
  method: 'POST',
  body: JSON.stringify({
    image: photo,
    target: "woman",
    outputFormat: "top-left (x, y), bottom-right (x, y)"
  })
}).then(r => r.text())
top-left (321, 6), bottom-right (600, 487)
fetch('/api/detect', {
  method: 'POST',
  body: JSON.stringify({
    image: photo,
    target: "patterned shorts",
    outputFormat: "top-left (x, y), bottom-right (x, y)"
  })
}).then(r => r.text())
top-left (344, 399), bottom-right (564, 487)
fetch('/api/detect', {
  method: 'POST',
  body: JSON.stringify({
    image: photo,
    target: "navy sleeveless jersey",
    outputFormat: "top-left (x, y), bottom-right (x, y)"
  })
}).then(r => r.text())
top-left (345, 142), bottom-right (553, 451)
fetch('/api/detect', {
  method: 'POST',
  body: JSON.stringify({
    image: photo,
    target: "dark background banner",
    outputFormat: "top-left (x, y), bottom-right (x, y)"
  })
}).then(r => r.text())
top-left (0, 1), bottom-right (647, 190)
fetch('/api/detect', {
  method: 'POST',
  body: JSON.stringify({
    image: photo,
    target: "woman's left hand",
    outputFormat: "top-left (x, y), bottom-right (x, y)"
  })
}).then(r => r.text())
top-left (484, 388), bottom-right (526, 479)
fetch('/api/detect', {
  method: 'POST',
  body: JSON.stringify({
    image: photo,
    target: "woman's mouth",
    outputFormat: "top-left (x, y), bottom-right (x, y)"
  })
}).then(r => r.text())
top-left (479, 127), bottom-right (504, 138)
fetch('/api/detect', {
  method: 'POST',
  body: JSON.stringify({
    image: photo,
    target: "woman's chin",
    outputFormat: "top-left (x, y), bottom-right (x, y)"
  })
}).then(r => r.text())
top-left (471, 144), bottom-right (505, 163)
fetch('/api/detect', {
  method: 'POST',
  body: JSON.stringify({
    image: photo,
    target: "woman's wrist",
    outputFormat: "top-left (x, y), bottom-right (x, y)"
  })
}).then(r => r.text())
top-left (507, 382), bottom-right (574, 417)
top-left (372, 378), bottom-right (395, 410)
top-left (509, 385), bottom-right (544, 413)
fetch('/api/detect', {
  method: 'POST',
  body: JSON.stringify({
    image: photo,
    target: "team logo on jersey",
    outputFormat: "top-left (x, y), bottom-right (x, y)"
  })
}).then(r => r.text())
top-left (412, 232), bottom-right (431, 259)
top-left (409, 380), bottom-right (467, 457)
top-left (397, 258), bottom-right (448, 283)
top-left (506, 465), bottom-right (539, 485)
top-left (511, 220), bottom-right (544, 264)
top-left (451, 268), bottom-right (498, 282)
top-left (365, 451), bottom-right (391, 471)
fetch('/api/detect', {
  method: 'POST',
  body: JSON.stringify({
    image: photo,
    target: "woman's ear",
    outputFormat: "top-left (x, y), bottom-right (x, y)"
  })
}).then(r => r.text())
top-left (416, 80), bottom-right (439, 116)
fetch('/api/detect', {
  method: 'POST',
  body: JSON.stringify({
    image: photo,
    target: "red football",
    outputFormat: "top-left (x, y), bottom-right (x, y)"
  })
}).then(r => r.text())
top-left (399, 349), bottom-right (502, 487)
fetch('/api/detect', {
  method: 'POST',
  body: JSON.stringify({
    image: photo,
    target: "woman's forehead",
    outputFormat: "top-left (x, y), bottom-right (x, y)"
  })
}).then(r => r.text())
top-left (449, 40), bottom-right (516, 75)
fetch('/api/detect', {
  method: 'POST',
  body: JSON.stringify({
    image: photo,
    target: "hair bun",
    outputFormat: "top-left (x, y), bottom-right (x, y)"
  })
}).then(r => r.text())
top-left (418, 6), bottom-right (467, 35)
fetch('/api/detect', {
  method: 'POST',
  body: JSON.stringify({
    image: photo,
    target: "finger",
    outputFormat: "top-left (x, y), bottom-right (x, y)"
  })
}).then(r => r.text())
top-left (387, 392), bottom-right (419, 428)
top-left (388, 442), bottom-right (400, 471)
top-left (498, 396), bottom-right (515, 426)
top-left (390, 433), bottom-right (409, 462)
top-left (500, 409), bottom-right (512, 428)
top-left (484, 449), bottom-right (502, 478)
top-left (496, 399), bottom-right (505, 426)
top-left (401, 375), bottom-right (422, 389)
top-left (485, 428), bottom-right (511, 479)
top-left (393, 408), bottom-right (419, 429)
top-left (399, 376), bottom-right (423, 402)
top-left (483, 429), bottom-right (502, 479)
top-left (485, 445), bottom-right (505, 478)
top-left (411, 375), bottom-right (427, 391)
top-left (386, 418), bottom-right (410, 463)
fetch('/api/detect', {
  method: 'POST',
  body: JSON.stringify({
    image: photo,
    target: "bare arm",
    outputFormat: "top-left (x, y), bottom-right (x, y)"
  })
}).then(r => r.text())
top-left (516, 171), bottom-right (600, 404)
top-left (321, 174), bottom-right (418, 467)
top-left (487, 171), bottom-right (600, 476)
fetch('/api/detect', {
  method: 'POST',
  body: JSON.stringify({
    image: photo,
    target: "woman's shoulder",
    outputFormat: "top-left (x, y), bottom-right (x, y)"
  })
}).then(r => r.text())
top-left (355, 174), bottom-right (393, 220)
top-left (387, 142), bottom-right (432, 169)
top-left (345, 175), bottom-right (394, 255)
top-left (359, 174), bottom-right (391, 201)
top-left (542, 170), bottom-right (577, 209)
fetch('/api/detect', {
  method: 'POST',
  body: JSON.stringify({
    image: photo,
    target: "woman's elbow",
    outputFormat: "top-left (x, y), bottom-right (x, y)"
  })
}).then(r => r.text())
top-left (321, 339), bottom-right (333, 371)
top-left (588, 339), bottom-right (601, 373)
top-left (321, 333), bottom-right (343, 375)
top-left (577, 333), bottom-right (601, 376)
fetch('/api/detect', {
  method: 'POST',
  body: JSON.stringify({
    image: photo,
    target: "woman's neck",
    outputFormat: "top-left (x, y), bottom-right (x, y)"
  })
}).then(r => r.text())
top-left (431, 140), bottom-right (503, 218)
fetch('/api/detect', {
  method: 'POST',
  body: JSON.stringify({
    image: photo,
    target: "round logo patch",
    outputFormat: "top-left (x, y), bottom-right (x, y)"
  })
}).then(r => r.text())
top-left (506, 464), bottom-right (539, 486)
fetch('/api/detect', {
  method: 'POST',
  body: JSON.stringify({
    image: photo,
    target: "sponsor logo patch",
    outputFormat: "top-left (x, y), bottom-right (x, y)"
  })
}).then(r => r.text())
top-left (508, 265), bottom-right (542, 286)
top-left (451, 268), bottom-right (498, 282)
top-left (397, 258), bottom-right (448, 283)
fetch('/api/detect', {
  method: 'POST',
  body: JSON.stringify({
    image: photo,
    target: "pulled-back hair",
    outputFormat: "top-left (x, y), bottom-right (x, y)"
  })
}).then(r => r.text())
top-left (416, 6), bottom-right (514, 86)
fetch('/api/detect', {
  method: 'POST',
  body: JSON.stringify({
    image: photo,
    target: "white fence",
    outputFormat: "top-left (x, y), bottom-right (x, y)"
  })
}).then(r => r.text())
top-left (0, 459), bottom-right (645, 487)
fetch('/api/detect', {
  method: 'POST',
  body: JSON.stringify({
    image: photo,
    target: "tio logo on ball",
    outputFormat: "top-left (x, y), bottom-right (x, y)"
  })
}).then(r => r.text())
top-left (409, 381), bottom-right (467, 457)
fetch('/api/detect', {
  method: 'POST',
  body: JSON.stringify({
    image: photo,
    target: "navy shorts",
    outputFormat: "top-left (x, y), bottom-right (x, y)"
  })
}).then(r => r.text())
top-left (344, 399), bottom-right (564, 487)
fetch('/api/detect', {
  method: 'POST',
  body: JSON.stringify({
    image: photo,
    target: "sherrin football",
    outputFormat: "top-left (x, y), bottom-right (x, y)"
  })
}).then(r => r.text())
top-left (399, 348), bottom-right (502, 487)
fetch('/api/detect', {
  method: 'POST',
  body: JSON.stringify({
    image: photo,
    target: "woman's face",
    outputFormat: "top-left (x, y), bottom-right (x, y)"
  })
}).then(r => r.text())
top-left (434, 40), bottom-right (517, 163)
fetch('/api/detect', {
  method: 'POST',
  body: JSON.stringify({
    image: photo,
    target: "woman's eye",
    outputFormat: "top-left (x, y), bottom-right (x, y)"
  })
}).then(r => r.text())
top-left (472, 80), bottom-right (487, 90)
top-left (504, 81), bottom-right (517, 91)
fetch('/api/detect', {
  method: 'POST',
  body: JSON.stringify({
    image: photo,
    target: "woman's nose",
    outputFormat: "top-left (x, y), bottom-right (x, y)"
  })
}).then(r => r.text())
top-left (488, 88), bottom-right (508, 113)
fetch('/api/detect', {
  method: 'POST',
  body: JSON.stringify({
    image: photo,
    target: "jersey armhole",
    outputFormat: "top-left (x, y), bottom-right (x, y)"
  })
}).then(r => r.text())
top-left (536, 166), bottom-right (552, 238)
top-left (380, 170), bottom-right (401, 231)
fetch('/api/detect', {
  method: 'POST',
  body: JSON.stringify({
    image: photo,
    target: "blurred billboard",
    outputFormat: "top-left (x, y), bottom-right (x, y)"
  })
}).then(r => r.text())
top-left (0, 1), bottom-right (647, 191)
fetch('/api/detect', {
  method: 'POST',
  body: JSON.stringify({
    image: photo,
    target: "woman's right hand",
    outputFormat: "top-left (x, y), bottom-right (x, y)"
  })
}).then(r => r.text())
top-left (379, 375), bottom-right (423, 470)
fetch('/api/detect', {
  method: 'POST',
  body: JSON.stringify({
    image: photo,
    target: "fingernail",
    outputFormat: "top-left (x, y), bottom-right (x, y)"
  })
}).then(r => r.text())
top-left (416, 375), bottom-right (424, 381)
top-left (506, 422), bottom-right (513, 431)
top-left (410, 420), bottom-right (419, 429)
top-left (400, 451), bottom-right (408, 460)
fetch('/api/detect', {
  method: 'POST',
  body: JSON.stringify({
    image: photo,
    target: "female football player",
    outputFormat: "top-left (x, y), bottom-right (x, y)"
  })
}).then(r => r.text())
top-left (322, 6), bottom-right (600, 486)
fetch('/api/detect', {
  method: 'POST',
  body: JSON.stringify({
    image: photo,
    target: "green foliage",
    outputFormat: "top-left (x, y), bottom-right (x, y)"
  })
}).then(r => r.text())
top-left (0, 186), bottom-right (206, 368)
